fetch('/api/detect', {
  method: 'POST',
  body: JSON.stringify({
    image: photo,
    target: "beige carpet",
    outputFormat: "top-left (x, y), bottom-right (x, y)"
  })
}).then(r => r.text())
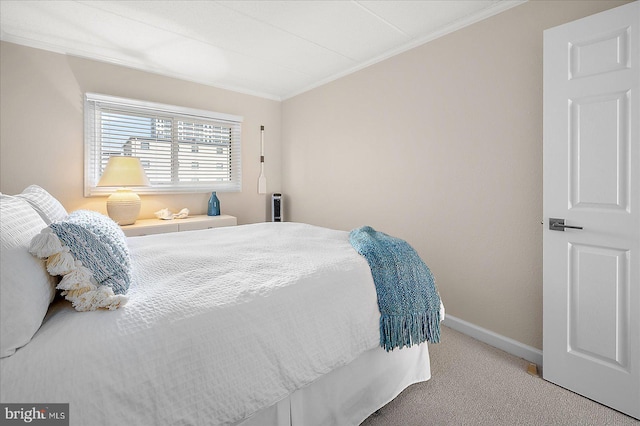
top-left (361, 326), bottom-right (639, 426)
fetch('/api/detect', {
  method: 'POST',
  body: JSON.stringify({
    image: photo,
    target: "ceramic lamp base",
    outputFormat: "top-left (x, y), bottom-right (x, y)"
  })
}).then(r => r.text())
top-left (106, 188), bottom-right (141, 225)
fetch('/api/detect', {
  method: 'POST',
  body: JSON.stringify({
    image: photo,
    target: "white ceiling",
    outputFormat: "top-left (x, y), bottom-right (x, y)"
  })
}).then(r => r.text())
top-left (0, 0), bottom-right (524, 100)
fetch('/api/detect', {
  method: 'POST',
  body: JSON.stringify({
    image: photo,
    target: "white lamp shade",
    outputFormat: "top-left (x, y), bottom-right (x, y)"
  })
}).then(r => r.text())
top-left (98, 156), bottom-right (150, 225)
top-left (97, 156), bottom-right (150, 187)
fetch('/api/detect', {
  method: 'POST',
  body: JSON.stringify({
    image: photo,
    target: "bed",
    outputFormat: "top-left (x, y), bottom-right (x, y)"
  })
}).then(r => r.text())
top-left (0, 186), bottom-right (442, 426)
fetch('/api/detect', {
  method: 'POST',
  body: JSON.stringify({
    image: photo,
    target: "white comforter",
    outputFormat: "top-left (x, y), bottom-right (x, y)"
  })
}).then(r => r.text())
top-left (1, 222), bottom-right (381, 425)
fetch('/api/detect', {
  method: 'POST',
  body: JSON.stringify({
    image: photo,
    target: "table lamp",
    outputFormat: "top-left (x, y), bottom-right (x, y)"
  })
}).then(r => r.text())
top-left (97, 156), bottom-right (150, 225)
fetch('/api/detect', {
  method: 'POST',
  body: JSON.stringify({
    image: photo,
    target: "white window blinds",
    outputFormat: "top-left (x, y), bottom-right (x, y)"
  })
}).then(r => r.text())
top-left (84, 93), bottom-right (242, 195)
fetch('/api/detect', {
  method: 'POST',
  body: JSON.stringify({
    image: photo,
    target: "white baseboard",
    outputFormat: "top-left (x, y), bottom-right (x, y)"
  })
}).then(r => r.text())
top-left (442, 315), bottom-right (543, 367)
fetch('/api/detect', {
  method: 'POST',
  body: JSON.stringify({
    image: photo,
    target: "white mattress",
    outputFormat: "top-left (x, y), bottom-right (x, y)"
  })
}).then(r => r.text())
top-left (1, 222), bottom-right (384, 425)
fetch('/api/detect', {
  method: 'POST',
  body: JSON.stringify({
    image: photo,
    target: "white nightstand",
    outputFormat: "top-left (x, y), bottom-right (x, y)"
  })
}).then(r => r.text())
top-left (121, 214), bottom-right (237, 237)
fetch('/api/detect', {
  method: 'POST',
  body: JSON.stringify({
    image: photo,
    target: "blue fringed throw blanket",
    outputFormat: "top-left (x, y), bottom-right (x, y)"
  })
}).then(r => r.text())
top-left (349, 226), bottom-right (441, 351)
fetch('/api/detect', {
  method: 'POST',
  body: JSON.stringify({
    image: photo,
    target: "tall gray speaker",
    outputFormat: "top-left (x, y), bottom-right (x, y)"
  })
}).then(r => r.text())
top-left (271, 193), bottom-right (282, 222)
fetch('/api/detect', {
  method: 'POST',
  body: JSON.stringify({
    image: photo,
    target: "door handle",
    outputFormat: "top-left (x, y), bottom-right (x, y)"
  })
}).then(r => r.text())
top-left (549, 218), bottom-right (583, 231)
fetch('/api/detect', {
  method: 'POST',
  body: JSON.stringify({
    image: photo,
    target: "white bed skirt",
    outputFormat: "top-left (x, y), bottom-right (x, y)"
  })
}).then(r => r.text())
top-left (235, 342), bottom-right (431, 426)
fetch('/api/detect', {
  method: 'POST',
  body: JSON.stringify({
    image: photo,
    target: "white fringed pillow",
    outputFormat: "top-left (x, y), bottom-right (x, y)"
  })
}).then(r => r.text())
top-left (0, 195), bottom-right (57, 358)
top-left (30, 210), bottom-right (130, 312)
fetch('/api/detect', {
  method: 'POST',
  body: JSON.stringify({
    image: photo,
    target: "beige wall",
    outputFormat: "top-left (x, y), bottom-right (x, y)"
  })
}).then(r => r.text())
top-left (281, 0), bottom-right (630, 349)
top-left (0, 42), bottom-right (282, 224)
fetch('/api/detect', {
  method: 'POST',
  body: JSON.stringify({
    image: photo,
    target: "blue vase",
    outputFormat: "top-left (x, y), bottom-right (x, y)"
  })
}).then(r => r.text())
top-left (207, 192), bottom-right (220, 216)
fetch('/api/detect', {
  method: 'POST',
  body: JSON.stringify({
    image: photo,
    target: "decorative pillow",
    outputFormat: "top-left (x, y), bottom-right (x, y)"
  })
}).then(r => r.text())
top-left (0, 195), bottom-right (57, 358)
top-left (16, 185), bottom-right (68, 224)
top-left (30, 210), bottom-right (130, 311)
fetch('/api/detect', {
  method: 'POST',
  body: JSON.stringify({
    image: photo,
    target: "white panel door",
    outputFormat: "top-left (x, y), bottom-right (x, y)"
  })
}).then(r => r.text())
top-left (543, 1), bottom-right (639, 419)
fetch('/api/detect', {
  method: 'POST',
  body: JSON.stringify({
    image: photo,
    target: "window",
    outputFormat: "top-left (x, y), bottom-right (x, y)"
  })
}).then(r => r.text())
top-left (84, 93), bottom-right (242, 195)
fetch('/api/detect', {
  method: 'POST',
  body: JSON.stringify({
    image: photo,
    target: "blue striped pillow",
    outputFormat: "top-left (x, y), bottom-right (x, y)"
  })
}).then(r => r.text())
top-left (49, 210), bottom-right (130, 295)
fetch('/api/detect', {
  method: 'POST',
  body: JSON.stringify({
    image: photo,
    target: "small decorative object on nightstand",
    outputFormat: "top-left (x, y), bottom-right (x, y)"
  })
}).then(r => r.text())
top-left (208, 192), bottom-right (220, 216)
